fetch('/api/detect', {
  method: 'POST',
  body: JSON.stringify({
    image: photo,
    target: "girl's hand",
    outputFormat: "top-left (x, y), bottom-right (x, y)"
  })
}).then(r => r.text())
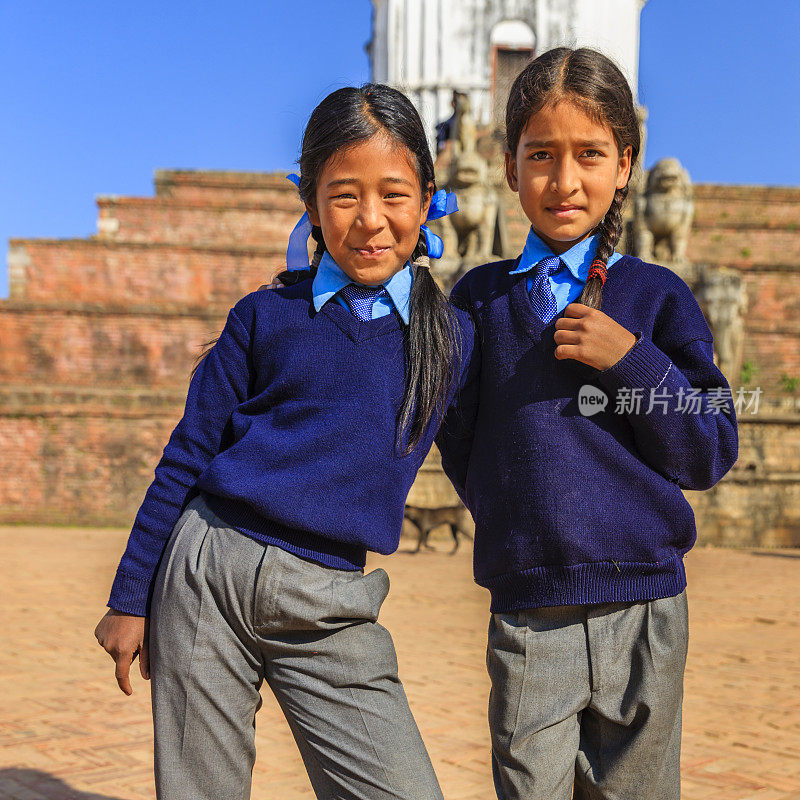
top-left (94, 609), bottom-right (149, 695)
top-left (554, 303), bottom-right (637, 371)
top-left (258, 277), bottom-right (284, 291)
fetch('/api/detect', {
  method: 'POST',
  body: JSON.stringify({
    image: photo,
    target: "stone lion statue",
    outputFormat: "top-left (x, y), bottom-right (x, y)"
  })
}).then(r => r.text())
top-left (633, 157), bottom-right (694, 266)
top-left (429, 94), bottom-right (498, 269)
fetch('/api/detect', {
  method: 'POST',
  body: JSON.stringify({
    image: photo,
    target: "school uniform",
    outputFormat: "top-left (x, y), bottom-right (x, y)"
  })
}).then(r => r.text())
top-left (110, 254), bottom-right (475, 800)
top-left (436, 229), bottom-right (739, 800)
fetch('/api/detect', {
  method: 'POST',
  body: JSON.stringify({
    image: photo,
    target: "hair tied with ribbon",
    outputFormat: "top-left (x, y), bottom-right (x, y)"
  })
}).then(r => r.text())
top-left (285, 173), bottom-right (313, 271)
top-left (420, 189), bottom-right (458, 260)
top-left (587, 258), bottom-right (608, 285)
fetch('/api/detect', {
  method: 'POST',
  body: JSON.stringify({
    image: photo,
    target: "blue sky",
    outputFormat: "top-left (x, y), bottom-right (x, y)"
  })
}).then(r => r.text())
top-left (1, 0), bottom-right (798, 297)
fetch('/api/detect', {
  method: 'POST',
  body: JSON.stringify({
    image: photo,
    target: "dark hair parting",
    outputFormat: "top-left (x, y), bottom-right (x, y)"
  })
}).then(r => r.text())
top-left (505, 47), bottom-right (640, 310)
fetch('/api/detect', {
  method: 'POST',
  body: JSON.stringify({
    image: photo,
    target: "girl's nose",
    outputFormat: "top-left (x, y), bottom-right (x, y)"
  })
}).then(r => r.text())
top-left (356, 198), bottom-right (384, 231)
top-left (551, 158), bottom-right (580, 195)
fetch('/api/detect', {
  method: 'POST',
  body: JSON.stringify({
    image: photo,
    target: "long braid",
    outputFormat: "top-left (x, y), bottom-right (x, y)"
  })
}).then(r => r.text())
top-left (578, 184), bottom-right (628, 310)
top-left (399, 231), bottom-right (461, 454)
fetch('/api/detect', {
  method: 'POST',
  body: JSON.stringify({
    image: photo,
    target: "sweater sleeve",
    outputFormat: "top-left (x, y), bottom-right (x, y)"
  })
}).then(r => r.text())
top-left (107, 306), bottom-right (252, 616)
top-left (596, 330), bottom-right (739, 491)
top-left (435, 291), bottom-right (481, 505)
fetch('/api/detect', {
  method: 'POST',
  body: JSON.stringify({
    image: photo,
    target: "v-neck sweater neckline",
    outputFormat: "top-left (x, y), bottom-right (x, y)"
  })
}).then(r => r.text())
top-left (319, 297), bottom-right (403, 343)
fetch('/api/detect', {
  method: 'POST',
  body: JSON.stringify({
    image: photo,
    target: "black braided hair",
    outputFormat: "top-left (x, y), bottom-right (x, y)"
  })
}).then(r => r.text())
top-left (401, 230), bottom-right (462, 453)
top-left (578, 185), bottom-right (629, 309)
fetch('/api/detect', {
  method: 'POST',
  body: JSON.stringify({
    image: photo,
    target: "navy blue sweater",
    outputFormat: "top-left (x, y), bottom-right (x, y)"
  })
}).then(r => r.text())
top-left (436, 255), bottom-right (739, 612)
top-left (108, 279), bottom-right (475, 616)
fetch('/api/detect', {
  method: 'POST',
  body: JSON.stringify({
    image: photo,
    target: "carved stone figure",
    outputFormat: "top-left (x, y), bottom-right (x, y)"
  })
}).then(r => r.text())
top-left (633, 157), bottom-right (694, 267)
top-left (430, 94), bottom-right (499, 269)
top-left (694, 266), bottom-right (748, 382)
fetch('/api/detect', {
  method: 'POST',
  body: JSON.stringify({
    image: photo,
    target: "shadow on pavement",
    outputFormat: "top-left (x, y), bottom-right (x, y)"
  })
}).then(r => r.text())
top-left (750, 550), bottom-right (800, 559)
top-left (0, 768), bottom-right (130, 799)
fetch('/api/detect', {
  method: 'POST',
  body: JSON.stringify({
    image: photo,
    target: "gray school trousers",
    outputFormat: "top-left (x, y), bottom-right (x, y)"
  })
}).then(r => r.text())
top-left (487, 590), bottom-right (689, 800)
top-left (148, 495), bottom-right (443, 800)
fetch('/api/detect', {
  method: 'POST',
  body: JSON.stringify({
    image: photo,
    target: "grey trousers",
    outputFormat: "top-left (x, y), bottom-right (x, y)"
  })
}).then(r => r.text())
top-left (487, 591), bottom-right (689, 800)
top-left (149, 495), bottom-right (443, 800)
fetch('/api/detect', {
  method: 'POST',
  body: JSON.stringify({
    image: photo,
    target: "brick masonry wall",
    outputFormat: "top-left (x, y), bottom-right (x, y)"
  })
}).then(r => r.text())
top-left (0, 307), bottom-right (227, 388)
top-left (154, 169), bottom-right (301, 204)
top-left (97, 198), bottom-right (303, 247)
top-left (0, 389), bottom-right (184, 525)
top-left (8, 239), bottom-right (285, 308)
top-left (1, 172), bottom-right (798, 543)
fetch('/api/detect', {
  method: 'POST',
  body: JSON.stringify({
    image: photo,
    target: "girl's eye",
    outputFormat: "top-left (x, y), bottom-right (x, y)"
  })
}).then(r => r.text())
top-left (529, 151), bottom-right (550, 161)
top-left (582, 150), bottom-right (602, 159)
top-left (332, 193), bottom-right (356, 200)
top-left (385, 192), bottom-right (407, 199)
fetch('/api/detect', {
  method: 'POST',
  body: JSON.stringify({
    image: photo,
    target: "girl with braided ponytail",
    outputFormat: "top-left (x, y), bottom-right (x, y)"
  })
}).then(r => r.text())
top-left (436, 47), bottom-right (738, 800)
top-left (95, 84), bottom-right (475, 800)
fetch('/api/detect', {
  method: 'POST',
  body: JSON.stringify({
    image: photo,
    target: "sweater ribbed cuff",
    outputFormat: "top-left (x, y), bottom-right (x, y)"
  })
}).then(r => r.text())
top-left (596, 334), bottom-right (673, 394)
top-left (108, 568), bottom-right (150, 617)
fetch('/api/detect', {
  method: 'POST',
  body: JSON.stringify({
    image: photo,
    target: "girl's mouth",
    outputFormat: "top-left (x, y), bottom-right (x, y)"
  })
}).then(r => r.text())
top-left (354, 247), bottom-right (390, 259)
top-left (547, 206), bottom-right (583, 218)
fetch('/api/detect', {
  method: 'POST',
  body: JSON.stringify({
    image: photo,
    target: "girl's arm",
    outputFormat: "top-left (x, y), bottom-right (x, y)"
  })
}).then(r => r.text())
top-left (594, 330), bottom-right (738, 490)
top-left (108, 303), bottom-right (252, 617)
top-left (555, 280), bottom-right (739, 491)
top-left (435, 298), bottom-right (481, 504)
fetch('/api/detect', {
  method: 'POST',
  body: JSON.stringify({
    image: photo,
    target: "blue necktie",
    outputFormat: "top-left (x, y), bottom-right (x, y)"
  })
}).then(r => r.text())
top-left (339, 283), bottom-right (387, 322)
top-left (529, 256), bottom-right (562, 324)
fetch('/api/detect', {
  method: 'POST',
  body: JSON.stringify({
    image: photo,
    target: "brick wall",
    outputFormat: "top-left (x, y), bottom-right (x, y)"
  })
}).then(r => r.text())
top-left (1, 170), bottom-right (798, 544)
top-left (0, 307), bottom-right (227, 388)
top-left (0, 388), bottom-right (184, 525)
top-left (9, 239), bottom-right (285, 308)
top-left (97, 198), bottom-right (302, 247)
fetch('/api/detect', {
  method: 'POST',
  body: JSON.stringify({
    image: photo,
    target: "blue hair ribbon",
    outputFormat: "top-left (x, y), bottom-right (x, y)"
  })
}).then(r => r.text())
top-left (285, 173), bottom-right (313, 271)
top-left (284, 176), bottom-right (458, 267)
top-left (421, 189), bottom-right (458, 260)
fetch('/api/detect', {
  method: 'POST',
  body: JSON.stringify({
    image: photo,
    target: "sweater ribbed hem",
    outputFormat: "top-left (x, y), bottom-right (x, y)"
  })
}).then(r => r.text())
top-left (203, 492), bottom-right (367, 572)
top-left (480, 553), bottom-right (687, 613)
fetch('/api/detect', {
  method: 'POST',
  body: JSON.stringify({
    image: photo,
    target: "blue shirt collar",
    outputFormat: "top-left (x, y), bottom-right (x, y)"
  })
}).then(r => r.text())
top-left (312, 251), bottom-right (412, 325)
top-left (509, 228), bottom-right (606, 282)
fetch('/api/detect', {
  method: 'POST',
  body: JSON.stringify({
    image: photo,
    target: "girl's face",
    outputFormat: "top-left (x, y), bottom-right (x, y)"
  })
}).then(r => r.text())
top-left (505, 100), bottom-right (632, 255)
top-left (306, 131), bottom-right (433, 286)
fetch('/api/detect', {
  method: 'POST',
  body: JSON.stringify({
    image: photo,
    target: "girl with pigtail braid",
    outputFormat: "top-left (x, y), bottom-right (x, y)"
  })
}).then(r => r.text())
top-left (97, 83), bottom-right (475, 800)
top-left (436, 47), bottom-right (738, 800)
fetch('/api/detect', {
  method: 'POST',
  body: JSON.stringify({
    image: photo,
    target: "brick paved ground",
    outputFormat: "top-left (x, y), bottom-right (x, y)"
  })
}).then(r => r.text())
top-left (1, 525), bottom-right (798, 800)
